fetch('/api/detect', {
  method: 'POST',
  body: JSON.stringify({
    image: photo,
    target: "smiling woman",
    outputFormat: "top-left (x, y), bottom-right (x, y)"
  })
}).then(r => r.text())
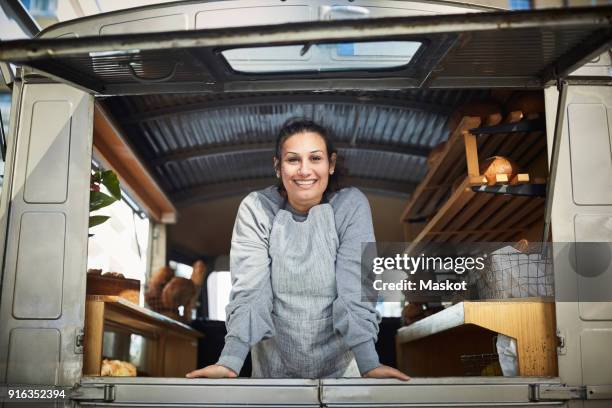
top-left (273, 119), bottom-right (338, 213)
top-left (186, 119), bottom-right (409, 380)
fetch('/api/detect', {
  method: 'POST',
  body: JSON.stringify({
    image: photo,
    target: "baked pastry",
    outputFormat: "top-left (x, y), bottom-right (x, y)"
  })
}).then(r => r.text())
top-left (506, 91), bottom-right (544, 117)
top-left (161, 277), bottom-right (196, 311)
top-left (480, 156), bottom-right (520, 186)
top-left (190, 260), bottom-right (207, 289)
top-left (102, 272), bottom-right (125, 279)
top-left (448, 101), bottom-right (502, 132)
top-left (101, 359), bottom-right (137, 377)
top-left (145, 266), bottom-right (174, 311)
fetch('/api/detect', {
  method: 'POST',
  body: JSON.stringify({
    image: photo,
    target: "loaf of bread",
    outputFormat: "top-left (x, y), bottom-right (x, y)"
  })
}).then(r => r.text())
top-left (190, 260), bottom-right (207, 289)
top-left (480, 156), bottom-right (520, 186)
top-left (161, 277), bottom-right (196, 311)
top-left (448, 101), bottom-right (502, 132)
top-left (506, 91), bottom-right (544, 117)
top-left (147, 262), bottom-right (207, 319)
top-left (101, 359), bottom-right (137, 377)
top-left (145, 266), bottom-right (174, 311)
top-left (102, 272), bottom-right (125, 279)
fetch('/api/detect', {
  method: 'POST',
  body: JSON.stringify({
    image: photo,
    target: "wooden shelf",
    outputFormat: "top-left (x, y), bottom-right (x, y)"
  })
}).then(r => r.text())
top-left (83, 295), bottom-right (202, 377)
top-left (406, 177), bottom-right (545, 250)
top-left (401, 111), bottom-right (548, 246)
top-left (395, 300), bottom-right (557, 377)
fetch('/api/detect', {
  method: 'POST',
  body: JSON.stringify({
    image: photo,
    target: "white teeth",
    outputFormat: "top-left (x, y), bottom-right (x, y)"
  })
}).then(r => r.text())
top-left (294, 180), bottom-right (317, 185)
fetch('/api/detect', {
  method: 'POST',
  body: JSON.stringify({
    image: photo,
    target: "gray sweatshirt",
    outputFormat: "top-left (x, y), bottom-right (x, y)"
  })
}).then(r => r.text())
top-left (217, 186), bottom-right (381, 376)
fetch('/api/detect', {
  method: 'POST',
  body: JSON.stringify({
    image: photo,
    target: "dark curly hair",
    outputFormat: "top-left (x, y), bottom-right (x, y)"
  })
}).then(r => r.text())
top-left (274, 118), bottom-right (342, 197)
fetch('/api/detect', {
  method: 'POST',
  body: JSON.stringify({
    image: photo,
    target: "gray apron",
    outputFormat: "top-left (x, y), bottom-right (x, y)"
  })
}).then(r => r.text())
top-left (251, 203), bottom-right (360, 378)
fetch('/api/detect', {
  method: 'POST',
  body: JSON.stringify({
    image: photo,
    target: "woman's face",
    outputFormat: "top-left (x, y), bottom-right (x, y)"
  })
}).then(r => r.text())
top-left (275, 131), bottom-right (336, 212)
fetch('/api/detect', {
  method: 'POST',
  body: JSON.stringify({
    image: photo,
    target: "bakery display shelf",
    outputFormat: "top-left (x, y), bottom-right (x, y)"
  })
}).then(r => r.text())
top-left (469, 116), bottom-right (545, 136)
top-left (87, 295), bottom-right (198, 335)
top-left (83, 295), bottom-right (202, 377)
top-left (405, 176), bottom-right (545, 252)
top-left (395, 300), bottom-right (557, 377)
top-left (401, 111), bottom-right (547, 225)
top-left (471, 183), bottom-right (547, 197)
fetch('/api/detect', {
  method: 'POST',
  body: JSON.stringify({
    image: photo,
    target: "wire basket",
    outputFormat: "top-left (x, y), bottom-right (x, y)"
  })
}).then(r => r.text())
top-left (476, 245), bottom-right (554, 299)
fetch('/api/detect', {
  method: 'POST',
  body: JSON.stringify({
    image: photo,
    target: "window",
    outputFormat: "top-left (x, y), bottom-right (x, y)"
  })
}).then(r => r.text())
top-left (20, 0), bottom-right (58, 17)
top-left (87, 184), bottom-right (150, 304)
top-left (168, 260), bottom-right (194, 279)
top-left (207, 270), bottom-right (232, 321)
top-left (509, 0), bottom-right (532, 10)
top-left (222, 41), bottom-right (422, 73)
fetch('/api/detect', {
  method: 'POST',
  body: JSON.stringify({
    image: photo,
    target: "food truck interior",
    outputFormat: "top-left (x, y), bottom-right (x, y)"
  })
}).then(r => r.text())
top-left (0, 0), bottom-right (611, 406)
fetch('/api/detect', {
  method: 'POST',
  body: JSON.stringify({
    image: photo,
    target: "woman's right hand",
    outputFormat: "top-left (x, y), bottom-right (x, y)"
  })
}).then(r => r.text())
top-left (186, 364), bottom-right (238, 378)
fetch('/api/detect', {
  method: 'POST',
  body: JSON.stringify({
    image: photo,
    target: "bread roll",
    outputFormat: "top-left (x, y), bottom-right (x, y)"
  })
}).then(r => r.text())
top-left (514, 238), bottom-right (530, 253)
top-left (101, 359), bottom-right (137, 376)
top-left (161, 277), bottom-right (196, 312)
top-left (145, 266), bottom-right (175, 311)
top-left (479, 156), bottom-right (520, 186)
top-left (102, 272), bottom-right (125, 279)
top-left (506, 91), bottom-right (544, 116)
top-left (190, 260), bottom-right (207, 289)
top-left (448, 101), bottom-right (502, 132)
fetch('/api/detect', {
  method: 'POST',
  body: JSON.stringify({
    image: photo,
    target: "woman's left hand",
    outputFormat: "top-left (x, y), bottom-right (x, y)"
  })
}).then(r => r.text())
top-left (363, 365), bottom-right (410, 381)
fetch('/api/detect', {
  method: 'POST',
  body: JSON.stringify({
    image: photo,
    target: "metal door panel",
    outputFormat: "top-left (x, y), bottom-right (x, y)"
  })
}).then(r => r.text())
top-left (23, 100), bottom-right (71, 203)
top-left (100, 14), bottom-right (189, 36)
top-left (40, 0), bottom-right (491, 39)
top-left (6, 328), bottom-right (60, 384)
top-left (195, 5), bottom-right (312, 30)
top-left (1, 7), bottom-right (611, 94)
top-left (566, 103), bottom-right (612, 205)
top-left (0, 81), bottom-right (93, 386)
top-left (75, 377), bottom-right (320, 407)
top-left (13, 212), bottom-right (65, 319)
top-left (574, 214), bottom-right (612, 321)
top-left (580, 331), bottom-right (612, 386)
top-left (320, 378), bottom-right (565, 407)
top-left (546, 84), bottom-right (612, 406)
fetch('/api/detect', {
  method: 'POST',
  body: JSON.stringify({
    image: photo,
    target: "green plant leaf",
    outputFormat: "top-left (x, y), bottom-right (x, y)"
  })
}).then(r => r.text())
top-left (100, 170), bottom-right (121, 200)
top-left (90, 191), bottom-right (117, 212)
top-left (91, 170), bottom-right (102, 183)
top-left (89, 215), bottom-right (110, 228)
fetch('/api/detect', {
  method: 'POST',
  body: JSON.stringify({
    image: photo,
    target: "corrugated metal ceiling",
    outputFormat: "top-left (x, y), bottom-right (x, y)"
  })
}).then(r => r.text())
top-left (105, 89), bottom-right (490, 203)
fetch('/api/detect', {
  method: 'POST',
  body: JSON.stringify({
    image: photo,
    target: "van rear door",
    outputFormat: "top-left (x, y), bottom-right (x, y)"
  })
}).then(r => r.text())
top-left (0, 6), bottom-right (611, 407)
top-left (0, 7), bottom-right (610, 94)
top-left (541, 78), bottom-right (612, 406)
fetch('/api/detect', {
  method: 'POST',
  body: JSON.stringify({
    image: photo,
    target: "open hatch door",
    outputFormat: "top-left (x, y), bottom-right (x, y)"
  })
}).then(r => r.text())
top-left (0, 7), bottom-right (610, 95)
